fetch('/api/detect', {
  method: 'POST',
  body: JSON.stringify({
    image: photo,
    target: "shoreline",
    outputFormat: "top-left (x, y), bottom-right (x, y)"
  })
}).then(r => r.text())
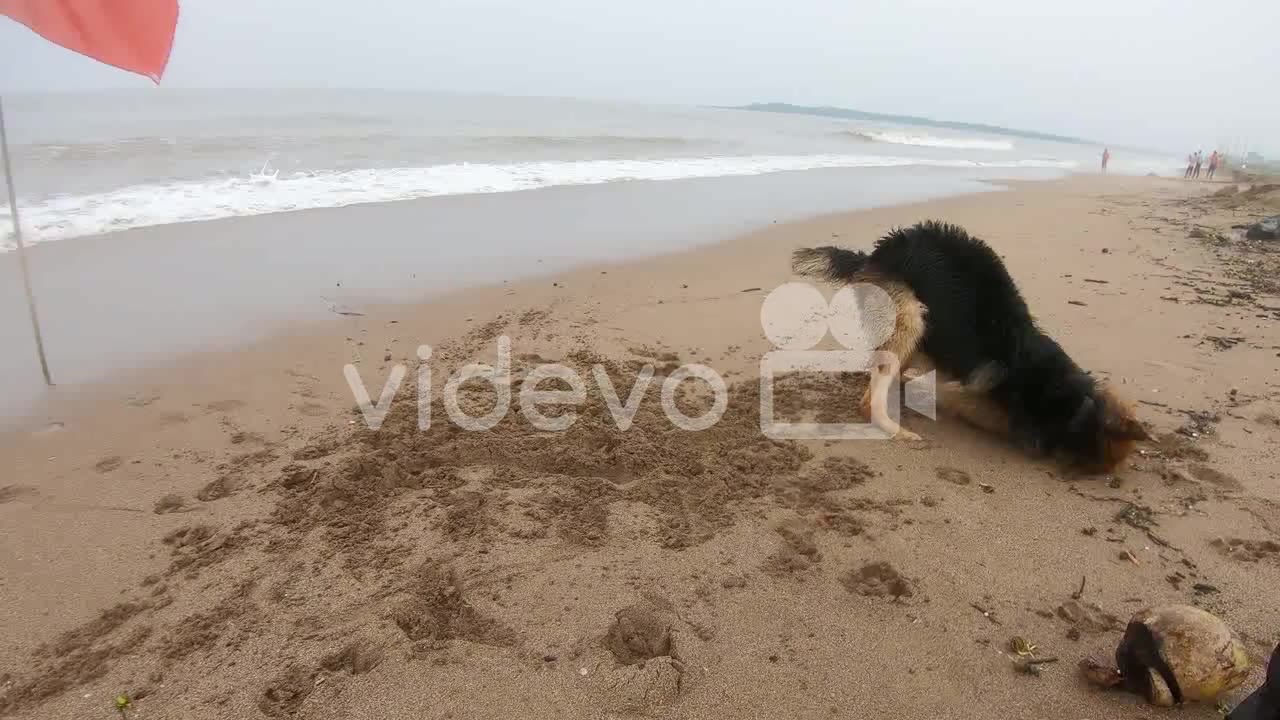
top-left (2, 173), bottom-right (1277, 720)
top-left (0, 164), bottom-right (1036, 425)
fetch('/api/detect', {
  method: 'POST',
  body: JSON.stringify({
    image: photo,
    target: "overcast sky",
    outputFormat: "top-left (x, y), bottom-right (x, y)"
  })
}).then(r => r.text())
top-left (2, 0), bottom-right (1277, 154)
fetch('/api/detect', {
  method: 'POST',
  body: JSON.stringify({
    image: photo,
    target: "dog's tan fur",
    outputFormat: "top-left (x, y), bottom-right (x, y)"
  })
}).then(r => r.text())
top-left (848, 272), bottom-right (928, 441)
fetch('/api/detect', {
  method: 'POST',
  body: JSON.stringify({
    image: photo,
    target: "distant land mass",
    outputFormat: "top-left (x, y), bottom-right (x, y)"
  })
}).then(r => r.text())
top-left (730, 103), bottom-right (1094, 146)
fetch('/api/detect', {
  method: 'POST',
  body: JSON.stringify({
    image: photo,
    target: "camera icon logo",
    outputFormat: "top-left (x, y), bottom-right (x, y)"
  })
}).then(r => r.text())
top-left (758, 282), bottom-right (935, 440)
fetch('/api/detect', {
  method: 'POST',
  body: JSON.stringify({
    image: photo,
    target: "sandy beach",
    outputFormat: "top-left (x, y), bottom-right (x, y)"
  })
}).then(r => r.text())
top-left (2, 174), bottom-right (1278, 719)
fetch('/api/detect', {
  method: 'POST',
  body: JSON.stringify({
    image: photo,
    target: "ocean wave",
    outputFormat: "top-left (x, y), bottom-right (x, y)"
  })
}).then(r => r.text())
top-left (17, 134), bottom-right (699, 162)
top-left (840, 130), bottom-right (1015, 151)
top-left (470, 134), bottom-right (696, 149)
top-left (0, 154), bottom-right (1074, 247)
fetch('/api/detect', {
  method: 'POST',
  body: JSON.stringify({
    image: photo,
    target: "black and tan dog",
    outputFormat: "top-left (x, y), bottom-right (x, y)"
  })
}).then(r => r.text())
top-left (793, 220), bottom-right (1149, 473)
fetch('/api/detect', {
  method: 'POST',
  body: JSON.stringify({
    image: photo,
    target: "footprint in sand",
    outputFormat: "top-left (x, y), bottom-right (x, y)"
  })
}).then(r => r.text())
top-left (196, 474), bottom-right (242, 502)
top-left (841, 561), bottom-right (916, 600)
top-left (297, 402), bottom-right (329, 418)
top-left (158, 412), bottom-right (189, 426)
top-left (1210, 537), bottom-right (1280, 563)
top-left (153, 493), bottom-right (197, 514)
top-left (935, 466), bottom-right (972, 486)
top-left (94, 456), bottom-right (124, 473)
top-left (1188, 463), bottom-right (1244, 492)
top-left (0, 485), bottom-right (38, 504)
top-left (206, 399), bottom-right (246, 413)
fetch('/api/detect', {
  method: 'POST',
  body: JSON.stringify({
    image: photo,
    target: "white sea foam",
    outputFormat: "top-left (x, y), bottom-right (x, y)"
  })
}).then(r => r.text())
top-left (847, 130), bottom-right (1015, 151)
top-left (0, 154), bottom-right (1074, 247)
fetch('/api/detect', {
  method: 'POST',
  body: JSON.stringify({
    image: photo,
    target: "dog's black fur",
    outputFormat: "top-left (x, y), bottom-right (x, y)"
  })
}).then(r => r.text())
top-left (794, 220), bottom-right (1147, 471)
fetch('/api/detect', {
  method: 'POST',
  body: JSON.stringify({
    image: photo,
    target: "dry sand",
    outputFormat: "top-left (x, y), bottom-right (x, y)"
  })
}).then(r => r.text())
top-left (1, 175), bottom-right (1278, 719)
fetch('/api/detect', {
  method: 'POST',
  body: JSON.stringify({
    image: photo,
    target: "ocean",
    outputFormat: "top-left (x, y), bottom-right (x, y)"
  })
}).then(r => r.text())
top-left (0, 89), bottom-right (1179, 248)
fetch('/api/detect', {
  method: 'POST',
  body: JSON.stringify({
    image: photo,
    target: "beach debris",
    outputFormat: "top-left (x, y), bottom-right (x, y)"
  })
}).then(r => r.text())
top-left (1204, 335), bottom-right (1245, 351)
top-left (1009, 636), bottom-right (1037, 656)
top-left (1245, 216), bottom-right (1279, 241)
top-left (1083, 278), bottom-right (1110, 284)
top-left (1115, 502), bottom-right (1157, 531)
top-left (1068, 299), bottom-right (1088, 306)
top-left (1007, 637), bottom-right (1058, 677)
top-left (970, 602), bottom-right (1002, 626)
top-left (1177, 410), bottom-right (1220, 438)
top-left (978, 483), bottom-right (995, 494)
top-left (1071, 576), bottom-right (1087, 600)
top-left (1188, 227), bottom-right (1232, 243)
top-left (1056, 600), bottom-right (1120, 635)
top-left (1013, 655), bottom-right (1059, 677)
top-left (1079, 605), bottom-right (1250, 707)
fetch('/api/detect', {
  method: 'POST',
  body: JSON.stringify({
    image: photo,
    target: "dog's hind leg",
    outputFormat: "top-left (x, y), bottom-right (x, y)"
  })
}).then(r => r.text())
top-left (859, 280), bottom-right (927, 441)
top-left (932, 377), bottom-right (1011, 435)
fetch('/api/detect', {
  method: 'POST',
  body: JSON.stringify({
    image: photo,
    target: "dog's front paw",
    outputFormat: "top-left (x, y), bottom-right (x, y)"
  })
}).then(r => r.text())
top-left (895, 429), bottom-right (924, 442)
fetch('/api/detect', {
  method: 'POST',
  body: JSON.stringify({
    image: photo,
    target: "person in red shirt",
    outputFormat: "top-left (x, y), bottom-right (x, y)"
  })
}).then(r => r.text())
top-left (1101, 148), bottom-right (1111, 172)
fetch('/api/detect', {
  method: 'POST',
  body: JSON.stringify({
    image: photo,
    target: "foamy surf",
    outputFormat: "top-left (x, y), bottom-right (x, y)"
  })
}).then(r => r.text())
top-left (0, 154), bottom-right (1074, 247)
top-left (843, 130), bottom-right (1015, 151)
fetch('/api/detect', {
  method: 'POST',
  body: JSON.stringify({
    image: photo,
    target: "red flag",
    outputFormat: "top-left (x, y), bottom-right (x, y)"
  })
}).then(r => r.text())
top-left (0, 0), bottom-right (179, 83)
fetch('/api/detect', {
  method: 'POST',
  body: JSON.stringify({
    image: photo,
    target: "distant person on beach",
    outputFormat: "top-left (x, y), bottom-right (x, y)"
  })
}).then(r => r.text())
top-left (1185, 153), bottom-right (1195, 178)
top-left (1101, 148), bottom-right (1110, 172)
top-left (1193, 151), bottom-right (1203, 179)
top-left (1207, 151), bottom-right (1218, 180)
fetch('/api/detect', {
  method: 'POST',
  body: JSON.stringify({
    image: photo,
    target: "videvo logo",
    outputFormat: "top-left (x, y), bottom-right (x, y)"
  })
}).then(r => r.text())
top-left (758, 282), bottom-right (935, 440)
top-left (343, 282), bottom-right (935, 439)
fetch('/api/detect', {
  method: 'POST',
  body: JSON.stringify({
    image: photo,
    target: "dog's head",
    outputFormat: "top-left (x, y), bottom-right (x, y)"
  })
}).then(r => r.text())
top-left (1052, 377), bottom-right (1150, 473)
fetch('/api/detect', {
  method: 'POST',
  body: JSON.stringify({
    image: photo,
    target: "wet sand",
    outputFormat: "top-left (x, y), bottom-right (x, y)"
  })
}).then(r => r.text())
top-left (1, 174), bottom-right (1278, 719)
top-left (0, 165), bottom-right (1029, 422)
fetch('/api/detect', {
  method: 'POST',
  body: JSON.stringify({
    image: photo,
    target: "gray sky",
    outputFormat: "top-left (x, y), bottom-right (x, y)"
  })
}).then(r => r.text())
top-left (2, 0), bottom-right (1277, 154)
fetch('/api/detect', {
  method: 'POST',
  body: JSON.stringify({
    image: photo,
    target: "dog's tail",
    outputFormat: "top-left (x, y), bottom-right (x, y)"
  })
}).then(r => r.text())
top-left (791, 246), bottom-right (870, 283)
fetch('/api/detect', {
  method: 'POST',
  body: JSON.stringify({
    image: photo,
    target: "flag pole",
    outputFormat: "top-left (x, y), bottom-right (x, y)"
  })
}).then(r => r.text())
top-left (0, 95), bottom-right (53, 386)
